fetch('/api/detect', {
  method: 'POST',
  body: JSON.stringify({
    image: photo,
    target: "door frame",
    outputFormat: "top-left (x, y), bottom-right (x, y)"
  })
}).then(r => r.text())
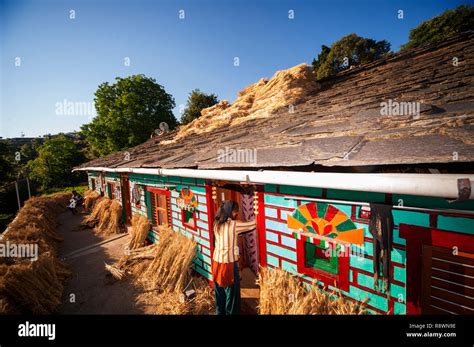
top-left (120, 173), bottom-right (132, 225)
top-left (399, 223), bottom-right (474, 314)
top-left (207, 181), bottom-right (266, 269)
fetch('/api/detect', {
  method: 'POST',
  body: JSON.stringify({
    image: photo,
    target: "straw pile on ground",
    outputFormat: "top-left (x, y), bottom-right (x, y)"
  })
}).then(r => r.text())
top-left (258, 267), bottom-right (366, 315)
top-left (0, 192), bottom-right (71, 314)
top-left (127, 214), bottom-right (150, 250)
top-left (112, 227), bottom-right (214, 314)
top-left (81, 197), bottom-right (123, 235)
top-left (83, 190), bottom-right (102, 212)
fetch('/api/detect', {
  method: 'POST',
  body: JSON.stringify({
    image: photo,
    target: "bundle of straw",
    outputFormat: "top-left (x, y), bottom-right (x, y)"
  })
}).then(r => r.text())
top-left (82, 198), bottom-right (123, 235)
top-left (0, 254), bottom-right (70, 314)
top-left (116, 244), bottom-right (159, 279)
top-left (0, 192), bottom-right (71, 314)
top-left (258, 267), bottom-right (366, 315)
top-left (83, 190), bottom-right (102, 212)
top-left (115, 227), bottom-right (214, 314)
top-left (128, 214), bottom-right (150, 250)
top-left (82, 198), bottom-right (111, 227)
top-left (143, 227), bottom-right (197, 291)
top-left (136, 277), bottom-right (214, 315)
top-left (104, 263), bottom-right (125, 280)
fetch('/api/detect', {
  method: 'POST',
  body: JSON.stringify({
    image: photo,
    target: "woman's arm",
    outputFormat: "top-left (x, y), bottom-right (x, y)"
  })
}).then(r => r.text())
top-left (235, 220), bottom-right (257, 234)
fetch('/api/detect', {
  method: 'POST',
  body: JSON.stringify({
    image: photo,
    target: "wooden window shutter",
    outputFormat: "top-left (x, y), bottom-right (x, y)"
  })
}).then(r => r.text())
top-left (149, 191), bottom-right (158, 226)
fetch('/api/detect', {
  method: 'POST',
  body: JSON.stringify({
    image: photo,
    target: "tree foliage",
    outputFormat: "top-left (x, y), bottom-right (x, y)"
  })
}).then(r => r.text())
top-left (81, 75), bottom-right (177, 156)
top-left (0, 141), bottom-right (13, 183)
top-left (313, 34), bottom-right (391, 80)
top-left (27, 135), bottom-right (85, 189)
top-left (181, 89), bottom-right (219, 125)
top-left (402, 5), bottom-right (474, 50)
top-left (311, 45), bottom-right (330, 72)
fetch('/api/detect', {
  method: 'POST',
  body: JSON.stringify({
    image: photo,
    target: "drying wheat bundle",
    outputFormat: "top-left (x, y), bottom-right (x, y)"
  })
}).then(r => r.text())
top-left (143, 227), bottom-right (197, 291)
top-left (83, 190), bottom-right (102, 212)
top-left (24, 192), bottom-right (71, 215)
top-left (258, 267), bottom-right (366, 315)
top-left (104, 262), bottom-right (126, 280)
top-left (258, 266), bottom-right (303, 314)
top-left (136, 276), bottom-right (215, 315)
top-left (0, 192), bottom-right (71, 314)
top-left (0, 253), bottom-right (70, 314)
top-left (3, 192), bottom-right (70, 255)
top-left (82, 198), bottom-right (111, 227)
top-left (191, 277), bottom-right (215, 314)
top-left (82, 198), bottom-right (123, 235)
top-left (114, 227), bottom-right (214, 314)
top-left (167, 64), bottom-right (319, 143)
top-left (116, 243), bottom-right (159, 279)
top-left (128, 214), bottom-right (150, 250)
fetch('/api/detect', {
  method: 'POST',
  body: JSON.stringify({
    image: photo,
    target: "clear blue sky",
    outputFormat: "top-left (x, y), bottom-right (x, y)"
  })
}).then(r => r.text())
top-left (0, 0), bottom-right (468, 138)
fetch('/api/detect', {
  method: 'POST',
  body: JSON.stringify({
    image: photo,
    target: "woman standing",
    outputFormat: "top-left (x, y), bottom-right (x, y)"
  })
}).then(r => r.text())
top-left (212, 200), bottom-right (256, 315)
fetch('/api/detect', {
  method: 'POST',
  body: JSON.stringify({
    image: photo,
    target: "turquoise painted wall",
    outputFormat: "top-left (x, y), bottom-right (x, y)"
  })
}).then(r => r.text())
top-left (127, 173), bottom-right (212, 280)
top-left (263, 184), bottom-right (474, 315)
top-left (86, 172), bottom-right (474, 314)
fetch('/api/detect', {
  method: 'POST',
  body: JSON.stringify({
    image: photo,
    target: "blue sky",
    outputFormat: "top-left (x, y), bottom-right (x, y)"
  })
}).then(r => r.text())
top-left (0, 0), bottom-right (468, 138)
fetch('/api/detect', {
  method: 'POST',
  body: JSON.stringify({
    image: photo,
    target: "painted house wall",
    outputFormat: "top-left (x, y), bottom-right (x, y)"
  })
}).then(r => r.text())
top-left (88, 172), bottom-right (122, 203)
top-left (87, 172), bottom-right (98, 191)
top-left (126, 173), bottom-right (213, 280)
top-left (104, 173), bottom-right (122, 203)
top-left (85, 171), bottom-right (474, 314)
top-left (262, 184), bottom-right (474, 315)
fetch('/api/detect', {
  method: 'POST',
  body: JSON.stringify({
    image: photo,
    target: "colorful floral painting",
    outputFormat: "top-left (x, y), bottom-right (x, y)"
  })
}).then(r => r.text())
top-left (287, 202), bottom-right (364, 244)
top-left (176, 188), bottom-right (198, 211)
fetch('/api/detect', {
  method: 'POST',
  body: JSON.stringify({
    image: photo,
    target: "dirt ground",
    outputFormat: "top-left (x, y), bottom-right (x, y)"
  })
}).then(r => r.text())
top-left (55, 209), bottom-right (258, 314)
top-left (56, 210), bottom-right (146, 314)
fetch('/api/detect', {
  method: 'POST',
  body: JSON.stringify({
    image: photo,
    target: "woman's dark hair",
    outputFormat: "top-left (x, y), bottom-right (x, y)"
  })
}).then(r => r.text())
top-left (214, 200), bottom-right (239, 226)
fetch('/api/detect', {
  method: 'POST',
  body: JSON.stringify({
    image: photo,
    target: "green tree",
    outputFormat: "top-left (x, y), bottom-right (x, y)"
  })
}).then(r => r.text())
top-left (181, 89), bottom-right (219, 125)
top-left (0, 141), bottom-right (13, 183)
top-left (27, 135), bottom-right (85, 189)
top-left (81, 75), bottom-right (177, 156)
top-left (402, 5), bottom-right (474, 50)
top-left (311, 45), bottom-right (330, 72)
top-left (314, 33), bottom-right (391, 80)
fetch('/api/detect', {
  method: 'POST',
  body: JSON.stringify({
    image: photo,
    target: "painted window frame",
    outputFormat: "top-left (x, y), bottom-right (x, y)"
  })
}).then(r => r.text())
top-left (182, 208), bottom-right (197, 231)
top-left (146, 187), bottom-right (172, 230)
top-left (296, 236), bottom-right (349, 291)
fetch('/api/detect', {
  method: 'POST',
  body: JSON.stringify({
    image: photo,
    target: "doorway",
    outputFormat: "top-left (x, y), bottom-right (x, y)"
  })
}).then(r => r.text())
top-left (420, 245), bottom-right (473, 314)
top-left (120, 174), bottom-right (132, 225)
top-left (400, 224), bottom-right (474, 314)
top-left (212, 183), bottom-right (260, 314)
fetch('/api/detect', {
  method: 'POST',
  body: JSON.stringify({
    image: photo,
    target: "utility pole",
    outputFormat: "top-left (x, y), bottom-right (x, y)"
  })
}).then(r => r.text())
top-left (14, 181), bottom-right (21, 210)
top-left (26, 177), bottom-right (31, 199)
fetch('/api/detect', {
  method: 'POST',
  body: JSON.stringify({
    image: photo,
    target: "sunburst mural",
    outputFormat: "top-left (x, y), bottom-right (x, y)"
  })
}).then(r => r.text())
top-left (287, 202), bottom-right (364, 245)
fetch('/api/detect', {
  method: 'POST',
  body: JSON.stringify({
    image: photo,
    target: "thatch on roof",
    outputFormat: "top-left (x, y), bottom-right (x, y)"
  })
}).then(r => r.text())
top-left (77, 32), bottom-right (474, 171)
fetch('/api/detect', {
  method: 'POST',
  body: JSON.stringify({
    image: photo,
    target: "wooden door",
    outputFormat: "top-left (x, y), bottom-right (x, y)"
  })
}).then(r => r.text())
top-left (213, 184), bottom-right (259, 273)
top-left (120, 174), bottom-right (132, 225)
top-left (421, 245), bottom-right (474, 314)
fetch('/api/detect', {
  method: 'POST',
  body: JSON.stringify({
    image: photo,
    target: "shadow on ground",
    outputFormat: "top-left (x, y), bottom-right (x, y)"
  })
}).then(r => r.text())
top-left (56, 210), bottom-right (145, 314)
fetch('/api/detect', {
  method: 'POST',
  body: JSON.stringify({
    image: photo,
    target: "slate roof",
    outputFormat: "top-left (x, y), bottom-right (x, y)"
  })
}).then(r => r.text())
top-left (77, 32), bottom-right (474, 171)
